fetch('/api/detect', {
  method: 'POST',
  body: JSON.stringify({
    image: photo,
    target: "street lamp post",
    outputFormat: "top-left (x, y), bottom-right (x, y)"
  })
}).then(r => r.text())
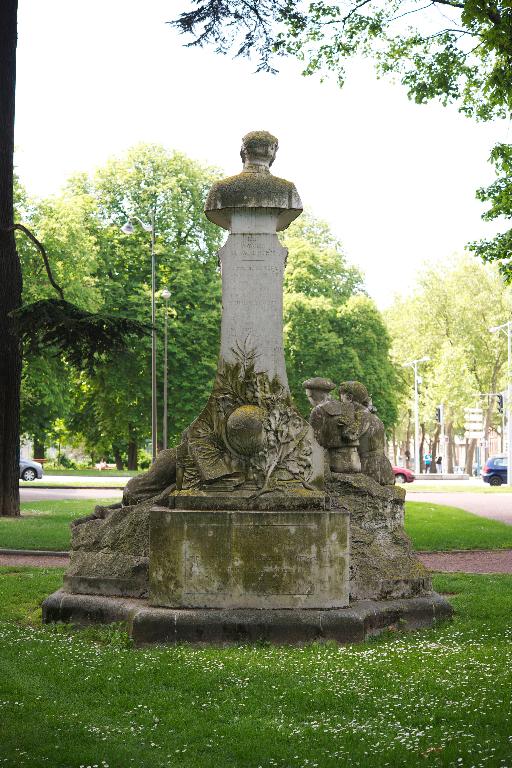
top-left (121, 214), bottom-right (158, 463)
top-left (161, 288), bottom-right (171, 450)
top-left (403, 356), bottom-right (430, 475)
top-left (489, 322), bottom-right (512, 486)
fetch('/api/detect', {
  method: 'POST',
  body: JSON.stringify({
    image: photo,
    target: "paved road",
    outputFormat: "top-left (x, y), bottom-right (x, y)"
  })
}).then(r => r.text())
top-left (408, 491), bottom-right (512, 525)
top-left (408, 478), bottom-right (488, 489)
top-left (24, 474), bottom-right (129, 485)
top-left (20, 488), bottom-right (123, 502)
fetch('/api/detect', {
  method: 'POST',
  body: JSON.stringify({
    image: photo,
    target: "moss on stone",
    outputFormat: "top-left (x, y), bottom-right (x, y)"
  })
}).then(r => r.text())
top-left (242, 130), bottom-right (278, 146)
top-left (205, 172), bottom-right (299, 211)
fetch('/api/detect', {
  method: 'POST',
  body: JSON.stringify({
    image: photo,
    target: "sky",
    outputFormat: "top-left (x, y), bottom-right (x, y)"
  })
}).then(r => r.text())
top-left (14, 0), bottom-right (510, 307)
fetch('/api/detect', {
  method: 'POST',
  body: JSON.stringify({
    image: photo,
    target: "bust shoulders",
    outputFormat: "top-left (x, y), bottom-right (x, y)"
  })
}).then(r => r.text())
top-left (204, 130), bottom-right (302, 231)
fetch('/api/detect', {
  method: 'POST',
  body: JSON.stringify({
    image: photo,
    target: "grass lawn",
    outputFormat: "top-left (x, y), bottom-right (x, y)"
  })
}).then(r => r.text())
top-left (405, 501), bottom-right (512, 551)
top-left (3, 498), bottom-right (512, 553)
top-left (0, 567), bottom-right (510, 767)
top-left (0, 499), bottom-right (121, 551)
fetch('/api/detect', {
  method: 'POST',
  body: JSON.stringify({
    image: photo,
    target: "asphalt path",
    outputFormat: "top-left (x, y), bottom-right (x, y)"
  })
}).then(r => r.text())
top-left (20, 488), bottom-right (123, 502)
top-left (24, 474), bottom-right (128, 485)
top-left (408, 491), bottom-right (512, 525)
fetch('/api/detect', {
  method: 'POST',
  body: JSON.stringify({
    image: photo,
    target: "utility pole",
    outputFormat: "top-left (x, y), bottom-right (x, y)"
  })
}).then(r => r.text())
top-left (438, 404), bottom-right (445, 472)
top-left (121, 213), bottom-right (158, 463)
top-left (403, 356), bottom-right (430, 475)
top-left (161, 288), bottom-right (171, 450)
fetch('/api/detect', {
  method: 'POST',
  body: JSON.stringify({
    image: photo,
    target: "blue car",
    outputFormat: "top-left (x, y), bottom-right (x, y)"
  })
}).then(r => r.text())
top-left (482, 455), bottom-right (507, 486)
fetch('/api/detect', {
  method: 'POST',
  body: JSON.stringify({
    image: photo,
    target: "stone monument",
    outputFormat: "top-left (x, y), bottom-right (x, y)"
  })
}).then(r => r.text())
top-left (43, 132), bottom-right (452, 644)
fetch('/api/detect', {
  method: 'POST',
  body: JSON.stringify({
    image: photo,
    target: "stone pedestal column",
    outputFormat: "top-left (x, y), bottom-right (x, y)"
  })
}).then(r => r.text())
top-left (175, 131), bottom-right (324, 499)
top-left (218, 215), bottom-right (289, 387)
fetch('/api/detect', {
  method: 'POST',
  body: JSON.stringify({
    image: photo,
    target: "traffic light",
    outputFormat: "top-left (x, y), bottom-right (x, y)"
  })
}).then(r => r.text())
top-left (498, 394), bottom-right (504, 414)
top-left (435, 406), bottom-right (441, 423)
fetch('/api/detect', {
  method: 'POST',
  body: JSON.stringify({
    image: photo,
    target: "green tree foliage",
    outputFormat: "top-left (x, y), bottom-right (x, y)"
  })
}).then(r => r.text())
top-left (21, 145), bottom-right (223, 466)
top-left (172, 1), bottom-right (512, 276)
top-left (385, 254), bottom-right (512, 467)
top-left (282, 213), bottom-right (399, 428)
top-left (15, 179), bottom-right (109, 458)
top-left (173, 1), bottom-right (512, 119)
top-left (84, 144), bottom-right (223, 457)
top-left (469, 143), bottom-right (512, 277)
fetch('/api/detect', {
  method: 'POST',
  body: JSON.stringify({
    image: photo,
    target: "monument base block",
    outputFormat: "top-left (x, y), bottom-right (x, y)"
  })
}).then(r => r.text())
top-left (149, 508), bottom-right (349, 610)
top-left (42, 589), bottom-right (453, 646)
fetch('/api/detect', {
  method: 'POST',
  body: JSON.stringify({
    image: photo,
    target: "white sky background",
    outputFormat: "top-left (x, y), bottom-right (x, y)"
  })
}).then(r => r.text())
top-left (14, 0), bottom-right (510, 307)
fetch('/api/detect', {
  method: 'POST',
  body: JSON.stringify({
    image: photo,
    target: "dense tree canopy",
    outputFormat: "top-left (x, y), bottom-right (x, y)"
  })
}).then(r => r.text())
top-left (21, 144), bottom-right (223, 467)
top-left (282, 213), bottom-right (399, 427)
top-left (385, 254), bottom-right (512, 470)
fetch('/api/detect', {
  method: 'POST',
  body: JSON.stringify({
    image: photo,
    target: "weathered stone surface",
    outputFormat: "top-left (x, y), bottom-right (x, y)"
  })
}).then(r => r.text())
top-left (122, 447), bottom-right (177, 506)
top-left (205, 130), bottom-right (302, 232)
top-left (65, 490), bottom-right (174, 597)
top-left (173, 490), bottom-right (326, 511)
top-left (149, 508), bottom-right (349, 609)
top-left (42, 589), bottom-right (453, 646)
top-left (326, 472), bottom-right (431, 601)
top-left (64, 553), bottom-right (149, 598)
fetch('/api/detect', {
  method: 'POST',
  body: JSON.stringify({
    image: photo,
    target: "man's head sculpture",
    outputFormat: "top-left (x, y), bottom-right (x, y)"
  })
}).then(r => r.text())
top-left (204, 129), bottom-right (302, 232)
top-left (339, 381), bottom-right (371, 407)
top-left (303, 377), bottom-right (336, 407)
top-left (240, 130), bottom-right (279, 170)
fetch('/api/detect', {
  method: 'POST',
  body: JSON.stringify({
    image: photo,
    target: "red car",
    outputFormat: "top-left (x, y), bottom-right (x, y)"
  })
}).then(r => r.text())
top-left (392, 466), bottom-right (415, 484)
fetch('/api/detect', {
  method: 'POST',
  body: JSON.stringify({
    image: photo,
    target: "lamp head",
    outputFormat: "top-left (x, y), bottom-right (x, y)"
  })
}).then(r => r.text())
top-left (161, 289), bottom-right (171, 301)
top-left (121, 221), bottom-right (135, 235)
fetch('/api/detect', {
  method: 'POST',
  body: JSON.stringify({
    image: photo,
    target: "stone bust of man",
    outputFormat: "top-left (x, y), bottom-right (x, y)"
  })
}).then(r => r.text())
top-left (204, 130), bottom-right (303, 231)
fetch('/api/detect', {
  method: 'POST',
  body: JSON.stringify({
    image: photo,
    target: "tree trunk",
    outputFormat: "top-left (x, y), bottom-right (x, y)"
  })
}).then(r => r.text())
top-left (127, 439), bottom-right (138, 471)
top-left (33, 438), bottom-right (45, 460)
top-left (113, 447), bottom-right (124, 471)
top-left (429, 423), bottom-right (441, 472)
top-left (0, 0), bottom-right (21, 517)
top-left (446, 422), bottom-right (454, 473)
top-left (419, 422), bottom-right (426, 473)
top-left (465, 439), bottom-right (477, 475)
top-left (405, 410), bottom-right (412, 469)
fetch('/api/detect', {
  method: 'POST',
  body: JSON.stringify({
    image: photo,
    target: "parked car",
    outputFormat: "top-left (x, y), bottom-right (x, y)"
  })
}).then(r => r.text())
top-left (482, 454), bottom-right (507, 486)
top-left (19, 458), bottom-right (43, 482)
top-left (392, 466), bottom-right (415, 484)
